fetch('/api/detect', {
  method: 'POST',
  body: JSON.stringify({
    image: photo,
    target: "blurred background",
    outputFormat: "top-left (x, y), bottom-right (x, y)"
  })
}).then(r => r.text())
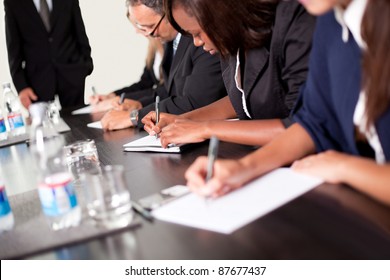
top-left (0, 0), bottom-right (148, 107)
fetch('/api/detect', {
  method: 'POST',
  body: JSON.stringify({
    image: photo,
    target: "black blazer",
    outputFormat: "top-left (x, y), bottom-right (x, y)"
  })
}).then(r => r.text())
top-left (138, 35), bottom-right (227, 124)
top-left (4, 0), bottom-right (93, 105)
top-left (221, 1), bottom-right (315, 127)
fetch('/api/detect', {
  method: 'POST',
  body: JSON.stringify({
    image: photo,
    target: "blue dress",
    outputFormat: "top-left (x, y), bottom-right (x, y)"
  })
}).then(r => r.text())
top-left (294, 11), bottom-right (390, 162)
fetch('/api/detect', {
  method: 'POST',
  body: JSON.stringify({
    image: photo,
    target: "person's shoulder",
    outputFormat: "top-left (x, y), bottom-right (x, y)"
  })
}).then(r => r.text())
top-left (275, 0), bottom-right (316, 30)
top-left (276, 0), bottom-right (307, 17)
top-left (4, 0), bottom-right (19, 7)
top-left (315, 11), bottom-right (341, 39)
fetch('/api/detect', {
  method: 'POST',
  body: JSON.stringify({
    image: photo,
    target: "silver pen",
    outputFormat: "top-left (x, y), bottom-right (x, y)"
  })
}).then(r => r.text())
top-left (119, 92), bottom-right (126, 105)
top-left (206, 136), bottom-right (219, 182)
top-left (91, 86), bottom-right (98, 104)
top-left (155, 95), bottom-right (160, 139)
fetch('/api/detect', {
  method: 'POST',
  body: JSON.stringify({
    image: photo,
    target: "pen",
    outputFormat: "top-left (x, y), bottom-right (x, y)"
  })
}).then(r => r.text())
top-left (119, 92), bottom-right (126, 105)
top-left (155, 95), bottom-right (160, 139)
top-left (206, 136), bottom-right (219, 182)
top-left (91, 86), bottom-right (99, 104)
top-left (131, 200), bottom-right (154, 222)
top-left (204, 136), bottom-right (219, 203)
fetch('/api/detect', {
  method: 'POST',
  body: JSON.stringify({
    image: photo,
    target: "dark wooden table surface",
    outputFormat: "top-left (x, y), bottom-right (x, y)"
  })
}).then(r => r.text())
top-left (1, 109), bottom-right (390, 259)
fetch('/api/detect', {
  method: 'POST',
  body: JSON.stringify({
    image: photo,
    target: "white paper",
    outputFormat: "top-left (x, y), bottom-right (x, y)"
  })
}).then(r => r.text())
top-left (123, 135), bottom-right (181, 153)
top-left (152, 168), bottom-right (323, 234)
top-left (87, 121), bottom-right (103, 129)
top-left (71, 105), bottom-right (92, 115)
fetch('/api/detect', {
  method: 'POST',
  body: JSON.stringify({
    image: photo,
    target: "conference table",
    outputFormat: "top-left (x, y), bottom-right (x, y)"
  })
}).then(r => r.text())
top-left (1, 108), bottom-right (390, 260)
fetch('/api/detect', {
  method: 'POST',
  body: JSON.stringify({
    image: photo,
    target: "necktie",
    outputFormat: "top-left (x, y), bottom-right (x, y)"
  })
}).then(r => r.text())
top-left (39, 0), bottom-right (51, 31)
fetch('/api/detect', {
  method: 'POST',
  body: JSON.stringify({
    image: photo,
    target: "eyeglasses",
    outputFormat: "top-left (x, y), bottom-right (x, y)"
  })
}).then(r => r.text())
top-left (135, 14), bottom-right (165, 37)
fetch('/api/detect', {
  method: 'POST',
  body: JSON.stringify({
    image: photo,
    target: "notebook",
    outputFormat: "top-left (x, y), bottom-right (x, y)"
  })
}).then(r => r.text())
top-left (123, 135), bottom-right (182, 153)
top-left (71, 105), bottom-right (92, 115)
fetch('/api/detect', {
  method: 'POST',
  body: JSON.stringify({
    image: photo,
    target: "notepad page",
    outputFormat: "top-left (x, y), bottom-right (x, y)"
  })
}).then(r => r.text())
top-left (87, 121), bottom-right (103, 129)
top-left (152, 168), bottom-right (323, 234)
top-left (71, 105), bottom-right (92, 115)
top-left (123, 135), bottom-right (181, 153)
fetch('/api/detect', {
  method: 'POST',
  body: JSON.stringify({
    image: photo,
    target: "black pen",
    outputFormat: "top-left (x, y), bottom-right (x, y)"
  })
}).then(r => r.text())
top-left (155, 95), bottom-right (160, 139)
top-left (119, 92), bottom-right (126, 105)
top-left (131, 200), bottom-right (154, 222)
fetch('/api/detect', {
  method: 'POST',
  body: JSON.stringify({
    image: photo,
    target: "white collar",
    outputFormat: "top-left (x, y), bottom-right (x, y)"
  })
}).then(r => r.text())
top-left (173, 33), bottom-right (182, 55)
top-left (334, 0), bottom-right (368, 49)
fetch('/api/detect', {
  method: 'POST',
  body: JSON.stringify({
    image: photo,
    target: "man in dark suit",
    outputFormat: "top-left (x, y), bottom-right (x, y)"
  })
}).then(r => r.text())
top-left (4, 0), bottom-right (93, 109)
top-left (100, 0), bottom-right (226, 130)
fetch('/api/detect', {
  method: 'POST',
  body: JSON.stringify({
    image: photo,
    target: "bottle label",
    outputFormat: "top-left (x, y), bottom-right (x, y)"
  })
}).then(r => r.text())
top-left (8, 113), bottom-right (24, 130)
top-left (0, 187), bottom-right (12, 216)
top-left (0, 118), bottom-right (6, 133)
top-left (38, 173), bottom-right (78, 217)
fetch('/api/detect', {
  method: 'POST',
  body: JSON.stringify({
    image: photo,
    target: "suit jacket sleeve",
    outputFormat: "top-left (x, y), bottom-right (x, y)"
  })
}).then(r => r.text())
top-left (281, 5), bottom-right (316, 127)
top-left (4, 0), bottom-right (29, 92)
top-left (137, 45), bottom-right (226, 124)
top-left (72, 0), bottom-right (93, 74)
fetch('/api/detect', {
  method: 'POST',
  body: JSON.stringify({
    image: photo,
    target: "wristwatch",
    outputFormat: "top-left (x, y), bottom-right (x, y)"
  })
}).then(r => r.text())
top-left (130, 109), bottom-right (139, 126)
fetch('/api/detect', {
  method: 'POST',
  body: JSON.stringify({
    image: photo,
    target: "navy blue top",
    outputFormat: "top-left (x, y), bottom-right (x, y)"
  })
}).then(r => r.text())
top-left (294, 11), bottom-right (390, 162)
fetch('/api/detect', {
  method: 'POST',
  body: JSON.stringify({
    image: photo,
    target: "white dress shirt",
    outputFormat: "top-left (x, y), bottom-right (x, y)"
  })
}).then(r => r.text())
top-left (33, 0), bottom-right (53, 12)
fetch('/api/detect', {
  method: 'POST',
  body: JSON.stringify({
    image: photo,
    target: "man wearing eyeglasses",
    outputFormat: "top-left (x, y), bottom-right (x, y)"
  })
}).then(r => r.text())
top-left (100, 0), bottom-right (226, 130)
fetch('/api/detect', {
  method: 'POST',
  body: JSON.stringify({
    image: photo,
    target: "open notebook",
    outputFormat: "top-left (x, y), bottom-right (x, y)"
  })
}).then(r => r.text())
top-left (123, 135), bottom-right (182, 153)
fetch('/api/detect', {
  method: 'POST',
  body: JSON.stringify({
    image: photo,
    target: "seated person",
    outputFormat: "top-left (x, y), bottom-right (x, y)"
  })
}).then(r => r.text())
top-left (186, 0), bottom-right (390, 206)
top-left (142, 0), bottom-right (315, 148)
top-left (100, 0), bottom-right (226, 130)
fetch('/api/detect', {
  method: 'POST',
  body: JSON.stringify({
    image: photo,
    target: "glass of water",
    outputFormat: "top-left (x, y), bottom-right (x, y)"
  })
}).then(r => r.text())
top-left (83, 165), bottom-right (133, 228)
top-left (63, 139), bottom-right (100, 185)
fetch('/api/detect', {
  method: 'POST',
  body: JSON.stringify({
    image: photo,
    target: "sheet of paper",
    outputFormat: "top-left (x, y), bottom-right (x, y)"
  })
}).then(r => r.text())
top-left (87, 121), bottom-right (102, 129)
top-left (152, 168), bottom-right (323, 234)
top-left (123, 135), bottom-right (181, 153)
top-left (71, 105), bottom-right (92, 115)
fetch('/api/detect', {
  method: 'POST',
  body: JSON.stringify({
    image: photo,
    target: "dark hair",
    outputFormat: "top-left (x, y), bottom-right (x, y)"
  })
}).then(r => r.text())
top-left (126, 0), bottom-right (164, 15)
top-left (361, 0), bottom-right (390, 127)
top-left (164, 0), bottom-right (278, 57)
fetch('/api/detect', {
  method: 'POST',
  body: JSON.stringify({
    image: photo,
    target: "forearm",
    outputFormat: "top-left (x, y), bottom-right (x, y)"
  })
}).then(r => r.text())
top-left (338, 157), bottom-right (390, 206)
top-left (238, 124), bottom-right (316, 184)
top-left (202, 119), bottom-right (286, 146)
top-left (181, 96), bottom-right (236, 121)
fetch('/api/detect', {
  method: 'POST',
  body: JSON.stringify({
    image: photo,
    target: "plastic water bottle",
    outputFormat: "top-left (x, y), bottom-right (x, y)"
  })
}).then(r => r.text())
top-left (0, 107), bottom-right (7, 141)
top-left (2, 82), bottom-right (25, 136)
top-left (29, 102), bottom-right (81, 230)
top-left (0, 178), bottom-right (14, 233)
